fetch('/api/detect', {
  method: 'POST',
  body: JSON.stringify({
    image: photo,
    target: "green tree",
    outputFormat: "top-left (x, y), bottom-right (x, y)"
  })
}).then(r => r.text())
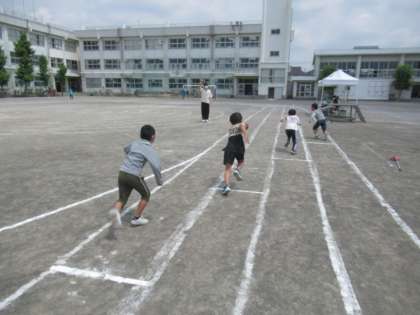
top-left (318, 64), bottom-right (336, 80)
top-left (393, 64), bottom-right (413, 100)
top-left (38, 55), bottom-right (49, 87)
top-left (0, 46), bottom-right (10, 89)
top-left (14, 33), bottom-right (34, 92)
top-left (56, 63), bottom-right (67, 94)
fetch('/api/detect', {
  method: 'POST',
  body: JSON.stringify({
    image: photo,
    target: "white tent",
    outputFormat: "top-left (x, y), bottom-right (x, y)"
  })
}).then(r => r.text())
top-left (318, 69), bottom-right (359, 104)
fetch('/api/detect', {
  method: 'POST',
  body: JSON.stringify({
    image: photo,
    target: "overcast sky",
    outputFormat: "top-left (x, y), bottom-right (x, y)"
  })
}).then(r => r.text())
top-left (1, 0), bottom-right (419, 70)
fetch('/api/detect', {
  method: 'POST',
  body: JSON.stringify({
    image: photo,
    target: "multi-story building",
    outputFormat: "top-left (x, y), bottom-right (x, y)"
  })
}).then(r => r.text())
top-left (74, 0), bottom-right (293, 98)
top-left (0, 12), bottom-right (80, 91)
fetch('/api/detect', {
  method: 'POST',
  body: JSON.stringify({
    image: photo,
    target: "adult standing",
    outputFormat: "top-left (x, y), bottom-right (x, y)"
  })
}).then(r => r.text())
top-left (200, 81), bottom-right (213, 122)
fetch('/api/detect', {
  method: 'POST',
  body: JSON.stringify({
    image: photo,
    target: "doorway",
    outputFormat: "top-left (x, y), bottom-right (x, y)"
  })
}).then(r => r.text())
top-left (268, 87), bottom-right (275, 99)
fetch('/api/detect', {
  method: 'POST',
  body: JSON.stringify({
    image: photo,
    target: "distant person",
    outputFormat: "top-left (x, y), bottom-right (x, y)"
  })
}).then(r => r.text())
top-left (221, 112), bottom-right (249, 196)
top-left (69, 88), bottom-right (74, 100)
top-left (311, 103), bottom-right (328, 140)
top-left (282, 108), bottom-right (301, 155)
top-left (109, 125), bottom-right (163, 227)
top-left (200, 81), bottom-right (213, 122)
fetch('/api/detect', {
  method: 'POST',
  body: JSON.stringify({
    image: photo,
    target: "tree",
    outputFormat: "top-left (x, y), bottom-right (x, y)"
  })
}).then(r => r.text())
top-left (0, 46), bottom-right (10, 90)
top-left (393, 64), bottom-right (413, 100)
top-left (38, 55), bottom-right (49, 87)
top-left (318, 64), bottom-right (336, 80)
top-left (14, 33), bottom-right (34, 93)
top-left (56, 63), bottom-right (67, 94)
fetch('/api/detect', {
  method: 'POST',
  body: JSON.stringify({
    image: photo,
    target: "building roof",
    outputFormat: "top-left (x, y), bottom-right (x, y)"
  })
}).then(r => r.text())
top-left (314, 46), bottom-right (420, 57)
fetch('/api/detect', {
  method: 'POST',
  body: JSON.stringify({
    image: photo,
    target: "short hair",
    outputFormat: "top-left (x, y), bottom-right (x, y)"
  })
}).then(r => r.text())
top-left (288, 109), bottom-right (296, 115)
top-left (312, 103), bottom-right (318, 110)
top-left (140, 125), bottom-right (156, 141)
top-left (229, 112), bottom-right (243, 125)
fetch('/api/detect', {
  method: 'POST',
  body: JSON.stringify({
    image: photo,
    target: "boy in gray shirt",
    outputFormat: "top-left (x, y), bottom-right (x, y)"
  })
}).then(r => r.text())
top-left (109, 125), bottom-right (162, 226)
top-left (311, 103), bottom-right (328, 140)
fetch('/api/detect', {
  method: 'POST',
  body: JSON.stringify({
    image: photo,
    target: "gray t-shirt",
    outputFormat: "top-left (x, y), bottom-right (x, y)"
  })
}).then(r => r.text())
top-left (120, 139), bottom-right (162, 185)
top-left (312, 109), bottom-right (326, 121)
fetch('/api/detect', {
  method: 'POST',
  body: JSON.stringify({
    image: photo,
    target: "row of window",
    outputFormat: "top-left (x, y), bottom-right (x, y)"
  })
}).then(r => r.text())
top-left (9, 52), bottom-right (78, 70)
top-left (86, 77), bottom-right (235, 89)
top-left (3, 27), bottom-right (78, 52)
top-left (83, 36), bottom-right (261, 51)
top-left (84, 58), bottom-right (260, 70)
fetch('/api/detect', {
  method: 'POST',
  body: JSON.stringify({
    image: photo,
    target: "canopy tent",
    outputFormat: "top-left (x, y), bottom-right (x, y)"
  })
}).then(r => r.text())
top-left (318, 69), bottom-right (359, 104)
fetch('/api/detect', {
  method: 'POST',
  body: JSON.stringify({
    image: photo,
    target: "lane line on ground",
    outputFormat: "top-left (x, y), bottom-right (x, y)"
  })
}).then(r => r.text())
top-left (305, 141), bottom-right (333, 145)
top-left (211, 188), bottom-right (264, 195)
top-left (232, 108), bottom-right (284, 315)
top-left (272, 157), bottom-right (312, 162)
top-left (328, 135), bottom-right (420, 249)
top-left (299, 127), bottom-right (362, 315)
top-left (0, 108), bottom-right (265, 312)
top-left (114, 110), bottom-right (275, 315)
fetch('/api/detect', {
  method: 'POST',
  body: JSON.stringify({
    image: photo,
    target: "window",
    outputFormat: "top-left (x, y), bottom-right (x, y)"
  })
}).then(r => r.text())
top-left (216, 78), bottom-right (233, 89)
top-left (85, 59), bottom-right (101, 70)
top-left (191, 37), bottom-right (209, 49)
top-left (239, 58), bottom-right (259, 69)
top-left (296, 83), bottom-right (314, 98)
top-left (191, 58), bottom-right (210, 70)
top-left (83, 40), bottom-right (99, 51)
top-left (8, 28), bottom-right (22, 42)
top-left (192, 78), bottom-right (209, 85)
top-left (29, 33), bottom-right (45, 47)
top-left (169, 78), bottom-right (187, 89)
top-left (320, 61), bottom-right (356, 77)
top-left (105, 78), bottom-right (122, 88)
top-left (215, 58), bottom-right (234, 70)
top-left (65, 41), bottom-right (77, 52)
top-left (66, 60), bottom-right (78, 71)
top-left (145, 38), bottom-right (164, 50)
top-left (260, 69), bottom-right (285, 83)
top-left (104, 59), bottom-right (121, 70)
top-left (86, 78), bottom-right (102, 88)
top-left (169, 58), bottom-right (187, 70)
top-left (104, 40), bottom-right (120, 50)
top-left (270, 51), bottom-right (280, 57)
top-left (271, 29), bottom-right (281, 35)
top-left (240, 36), bottom-right (259, 48)
top-left (146, 59), bottom-right (164, 70)
top-left (49, 37), bottom-right (63, 50)
top-left (32, 55), bottom-right (41, 66)
top-left (124, 39), bottom-right (142, 50)
top-left (215, 37), bottom-right (235, 48)
top-left (50, 57), bottom-right (64, 68)
top-left (169, 38), bottom-right (186, 49)
top-left (34, 79), bottom-right (45, 87)
top-left (125, 59), bottom-right (142, 70)
top-left (10, 52), bottom-right (20, 64)
top-left (148, 79), bottom-right (163, 88)
top-left (126, 78), bottom-right (143, 89)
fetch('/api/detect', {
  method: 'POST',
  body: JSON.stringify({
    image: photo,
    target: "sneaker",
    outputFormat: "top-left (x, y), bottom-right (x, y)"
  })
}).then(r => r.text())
top-left (130, 216), bottom-right (149, 226)
top-left (109, 208), bottom-right (122, 226)
top-left (291, 150), bottom-right (297, 155)
top-left (233, 169), bottom-right (243, 181)
top-left (222, 185), bottom-right (231, 196)
top-left (314, 134), bottom-right (319, 139)
top-left (202, 119), bottom-right (206, 122)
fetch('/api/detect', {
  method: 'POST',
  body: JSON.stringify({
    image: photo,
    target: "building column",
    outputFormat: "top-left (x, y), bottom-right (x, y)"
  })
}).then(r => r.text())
top-left (356, 55), bottom-right (362, 78)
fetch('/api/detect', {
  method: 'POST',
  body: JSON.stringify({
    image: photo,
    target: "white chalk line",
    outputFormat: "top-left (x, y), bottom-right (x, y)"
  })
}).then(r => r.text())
top-left (211, 188), bottom-right (264, 195)
top-left (299, 126), bottom-right (362, 315)
top-left (272, 157), bottom-right (312, 162)
top-left (305, 141), bottom-right (333, 145)
top-left (0, 108), bottom-right (265, 312)
top-left (328, 135), bottom-right (420, 249)
top-left (232, 108), bottom-right (284, 315)
top-left (114, 110), bottom-right (275, 315)
top-left (50, 265), bottom-right (151, 287)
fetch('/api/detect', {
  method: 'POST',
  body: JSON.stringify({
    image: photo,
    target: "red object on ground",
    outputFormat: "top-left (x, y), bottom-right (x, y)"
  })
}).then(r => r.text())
top-left (390, 155), bottom-right (400, 161)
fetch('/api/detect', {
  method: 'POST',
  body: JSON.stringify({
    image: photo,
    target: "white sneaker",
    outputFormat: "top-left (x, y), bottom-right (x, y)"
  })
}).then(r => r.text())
top-left (233, 169), bottom-right (243, 181)
top-left (222, 185), bottom-right (231, 196)
top-left (130, 216), bottom-right (149, 226)
top-left (109, 208), bottom-right (121, 226)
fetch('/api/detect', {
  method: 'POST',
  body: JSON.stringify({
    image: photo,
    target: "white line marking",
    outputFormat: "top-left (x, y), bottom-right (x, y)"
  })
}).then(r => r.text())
top-left (50, 265), bottom-right (151, 287)
top-left (299, 127), bottom-right (362, 315)
top-left (114, 110), bottom-right (274, 315)
top-left (272, 157), bottom-right (312, 162)
top-left (329, 135), bottom-right (420, 248)
top-left (0, 108), bottom-right (265, 312)
top-left (305, 141), bottom-right (333, 145)
top-left (232, 109), bottom-right (284, 315)
top-left (211, 188), bottom-right (264, 195)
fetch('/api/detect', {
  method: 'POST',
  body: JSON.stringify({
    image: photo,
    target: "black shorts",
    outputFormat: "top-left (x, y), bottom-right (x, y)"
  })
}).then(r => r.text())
top-left (118, 171), bottom-right (151, 205)
top-left (223, 150), bottom-right (244, 165)
top-left (313, 119), bottom-right (327, 132)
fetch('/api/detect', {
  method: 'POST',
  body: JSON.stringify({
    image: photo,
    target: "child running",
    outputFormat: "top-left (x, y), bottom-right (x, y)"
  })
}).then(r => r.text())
top-left (221, 112), bottom-right (249, 195)
top-left (282, 108), bottom-right (301, 154)
top-left (311, 103), bottom-right (328, 140)
top-left (109, 125), bottom-right (162, 227)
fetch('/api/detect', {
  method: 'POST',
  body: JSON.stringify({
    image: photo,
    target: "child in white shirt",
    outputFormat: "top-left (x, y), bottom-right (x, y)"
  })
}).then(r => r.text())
top-left (282, 108), bottom-right (301, 155)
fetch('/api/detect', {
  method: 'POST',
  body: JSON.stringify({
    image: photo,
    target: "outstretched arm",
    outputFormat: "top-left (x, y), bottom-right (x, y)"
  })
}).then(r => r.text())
top-left (240, 123), bottom-right (249, 144)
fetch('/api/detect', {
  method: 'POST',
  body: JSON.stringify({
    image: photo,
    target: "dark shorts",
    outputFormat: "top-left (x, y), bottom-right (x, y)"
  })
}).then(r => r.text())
top-left (313, 119), bottom-right (327, 132)
top-left (223, 150), bottom-right (245, 165)
top-left (118, 171), bottom-right (150, 205)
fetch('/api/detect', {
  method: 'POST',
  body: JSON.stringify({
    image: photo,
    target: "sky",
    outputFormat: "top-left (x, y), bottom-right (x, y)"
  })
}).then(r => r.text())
top-left (1, 0), bottom-right (419, 70)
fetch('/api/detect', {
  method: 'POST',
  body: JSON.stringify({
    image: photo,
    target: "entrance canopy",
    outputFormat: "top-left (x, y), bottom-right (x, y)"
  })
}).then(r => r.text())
top-left (318, 69), bottom-right (358, 87)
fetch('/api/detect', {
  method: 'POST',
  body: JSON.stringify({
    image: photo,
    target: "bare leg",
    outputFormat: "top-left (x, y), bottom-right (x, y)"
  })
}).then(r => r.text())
top-left (133, 199), bottom-right (148, 218)
top-left (224, 164), bottom-right (232, 186)
top-left (113, 201), bottom-right (124, 212)
top-left (236, 160), bottom-right (244, 170)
